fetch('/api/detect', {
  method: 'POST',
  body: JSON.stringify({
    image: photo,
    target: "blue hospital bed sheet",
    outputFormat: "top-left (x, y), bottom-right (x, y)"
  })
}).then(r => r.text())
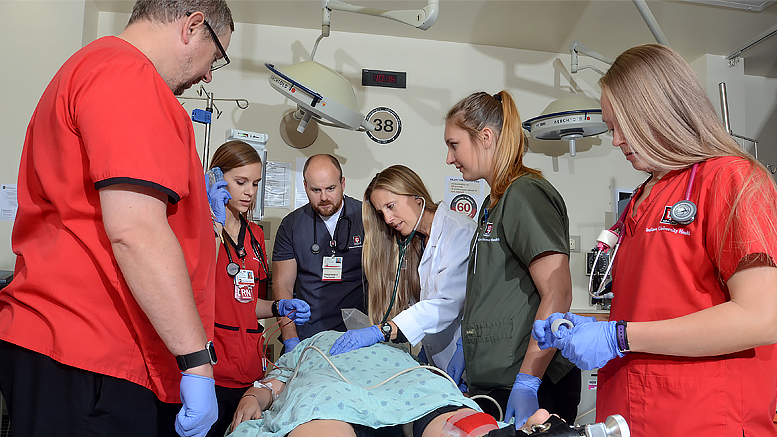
top-left (229, 331), bottom-right (481, 436)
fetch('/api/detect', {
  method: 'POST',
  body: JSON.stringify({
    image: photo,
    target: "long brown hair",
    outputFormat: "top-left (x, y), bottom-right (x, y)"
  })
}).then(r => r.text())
top-left (445, 90), bottom-right (541, 208)
top-left (601, 44), bottom-right (777, 271)
top-left (209, 140), bottom-right (262, 220)
top-left (362, 165), bottom-right (438, 324)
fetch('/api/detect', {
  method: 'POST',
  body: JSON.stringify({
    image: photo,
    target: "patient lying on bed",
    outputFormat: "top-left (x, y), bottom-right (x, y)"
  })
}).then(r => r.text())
top-left (226, 331), bottom-right (550, 437)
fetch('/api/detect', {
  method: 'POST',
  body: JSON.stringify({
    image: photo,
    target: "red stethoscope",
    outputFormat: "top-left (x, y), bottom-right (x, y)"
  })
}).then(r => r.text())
top-left (589, 163), bottom-right (700, 298)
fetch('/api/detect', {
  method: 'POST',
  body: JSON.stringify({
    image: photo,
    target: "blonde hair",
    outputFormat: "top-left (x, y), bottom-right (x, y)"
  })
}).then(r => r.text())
top-left (445, 90), bottom-right (541, 208)
top-left (362, 165), bottom-right (438, 324)
top-left (209, 140), bottom-right (262, 220)
top-left (601, 44), bottom-right (777, 271)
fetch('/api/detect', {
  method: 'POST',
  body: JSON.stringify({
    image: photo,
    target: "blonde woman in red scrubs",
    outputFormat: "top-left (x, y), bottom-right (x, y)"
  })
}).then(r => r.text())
top-left (205, 141), bottom-right (310, 437)
top-left (534, 44), bottom-right (777, 437)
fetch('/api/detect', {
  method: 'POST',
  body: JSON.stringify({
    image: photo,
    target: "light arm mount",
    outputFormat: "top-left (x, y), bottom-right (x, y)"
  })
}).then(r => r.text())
top-left (569, 41), bottom-right (614, 76)
top-left (323, 0), bottom-right (439, 30)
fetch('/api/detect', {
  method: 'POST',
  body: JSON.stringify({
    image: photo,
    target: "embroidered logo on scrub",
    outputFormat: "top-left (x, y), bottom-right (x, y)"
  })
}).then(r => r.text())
top-left (659, 206), bottom-right (680, 225)
top-left (353, 235), bottom-right (362, 245)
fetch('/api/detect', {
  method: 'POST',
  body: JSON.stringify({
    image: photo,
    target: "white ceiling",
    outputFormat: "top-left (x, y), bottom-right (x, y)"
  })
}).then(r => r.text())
top-left (95, 0), bottom-right (777, 78)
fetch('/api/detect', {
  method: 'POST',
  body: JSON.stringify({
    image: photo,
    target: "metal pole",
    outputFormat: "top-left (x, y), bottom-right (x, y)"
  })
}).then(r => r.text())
top-left (202, 91), bottom-right (214, 168)
top-left (718, 82), bottom-right (731, 134)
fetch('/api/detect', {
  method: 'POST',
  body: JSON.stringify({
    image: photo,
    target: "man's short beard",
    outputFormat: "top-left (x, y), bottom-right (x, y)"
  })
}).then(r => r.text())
top-left (313, 196), bottom-right (343, 218)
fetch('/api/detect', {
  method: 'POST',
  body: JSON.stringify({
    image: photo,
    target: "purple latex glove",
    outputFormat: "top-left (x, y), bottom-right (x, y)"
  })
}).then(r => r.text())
top-left (283, 336), bottom-right (300, 353)
top-left (532, 312), bottom-right (597, 350)
top-left (277, 299), bottom-right (311, 325)
top-left (504, 373), bottom-right (541, 429)
top-left (175, 373), bottom-right (218, 437)
top-left (446, 337), bottom-right (467, 393)
top-left (205, 169), bottom-right (231, 226)
top-left (329, 325), bottom-right (384, 355)
top-left (552, 321), bottom-right (624, 370)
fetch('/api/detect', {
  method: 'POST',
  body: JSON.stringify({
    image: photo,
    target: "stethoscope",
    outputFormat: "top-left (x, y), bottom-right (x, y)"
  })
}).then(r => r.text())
top-left (589, 162), bottom-right (700, 298)
top-left (223, 215), bottom-right (270, 281)
top-left (311, 198), bottom-right (352, 255)
top-left (381, 196), bottom-right (425, 324)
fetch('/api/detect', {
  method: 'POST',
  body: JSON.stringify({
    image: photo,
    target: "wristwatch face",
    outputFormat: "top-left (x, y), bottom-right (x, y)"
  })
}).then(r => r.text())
top-left (380, 323), bottom-right (392, 342)
top-left (206, 341), bottom-right (218, 365)
top-left (176, 341), bottom-right (218, 371)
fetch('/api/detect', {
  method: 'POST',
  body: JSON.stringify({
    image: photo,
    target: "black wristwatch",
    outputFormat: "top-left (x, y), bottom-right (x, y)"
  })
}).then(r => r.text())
top-left (380, 322), bottom-right (392, 343)
top-left (176, 341), bottom-right (218, 371)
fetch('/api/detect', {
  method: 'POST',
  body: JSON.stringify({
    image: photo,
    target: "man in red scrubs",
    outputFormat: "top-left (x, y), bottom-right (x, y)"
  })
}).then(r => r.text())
top-left (0, 1), bottom-right (233, 436)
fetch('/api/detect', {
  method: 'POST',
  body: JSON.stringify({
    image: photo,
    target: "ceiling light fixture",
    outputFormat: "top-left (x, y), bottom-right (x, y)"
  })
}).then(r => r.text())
top-left (525, 0), bottom-right (669, 157)
top-left (267, 0), bottom-right (439, 148)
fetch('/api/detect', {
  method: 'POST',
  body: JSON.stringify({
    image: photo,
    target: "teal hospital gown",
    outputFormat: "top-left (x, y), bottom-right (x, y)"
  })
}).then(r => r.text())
top-left (229, 331), bottom-right (481, 436)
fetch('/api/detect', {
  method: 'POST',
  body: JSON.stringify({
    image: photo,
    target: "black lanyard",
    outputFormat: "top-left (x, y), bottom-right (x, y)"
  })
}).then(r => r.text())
top-left (222, 217), bottom-right (270, 280)
top-left (311, 201), bottom-right (352, 255)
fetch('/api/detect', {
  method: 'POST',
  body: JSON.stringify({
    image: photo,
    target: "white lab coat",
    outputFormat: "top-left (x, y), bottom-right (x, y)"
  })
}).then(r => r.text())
top-left (392, 203), bottom-right (476, 370)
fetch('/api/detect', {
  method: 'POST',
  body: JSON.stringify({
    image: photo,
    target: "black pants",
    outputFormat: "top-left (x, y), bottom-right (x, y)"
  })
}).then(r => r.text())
top-left (207, 385), bottom-right (249, 437)
top-left (0, 340), bottom-right (180, 437)
top-left (474, 369), bottom-right (582, 424)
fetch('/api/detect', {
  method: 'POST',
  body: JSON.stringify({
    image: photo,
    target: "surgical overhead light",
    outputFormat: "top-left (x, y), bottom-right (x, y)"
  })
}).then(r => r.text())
top-left (267, 0), bottom-right (439, 148)
top-left (522, 96), bottom-right (608, 157)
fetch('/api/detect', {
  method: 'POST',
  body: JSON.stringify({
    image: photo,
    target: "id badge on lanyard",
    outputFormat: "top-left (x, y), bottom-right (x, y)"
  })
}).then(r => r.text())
top-left (234, 269), bottom-right (255, 303)
top-left (322, 256), bottom-right (343, 281)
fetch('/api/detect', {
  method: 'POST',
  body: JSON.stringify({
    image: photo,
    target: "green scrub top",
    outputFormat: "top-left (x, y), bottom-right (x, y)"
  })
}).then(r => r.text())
top-left (463, 175), bottom-right (575, 394)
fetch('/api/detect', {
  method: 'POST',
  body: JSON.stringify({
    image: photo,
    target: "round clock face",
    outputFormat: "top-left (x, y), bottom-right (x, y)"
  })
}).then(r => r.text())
top-left (366, 107), bottom-right (402, 144)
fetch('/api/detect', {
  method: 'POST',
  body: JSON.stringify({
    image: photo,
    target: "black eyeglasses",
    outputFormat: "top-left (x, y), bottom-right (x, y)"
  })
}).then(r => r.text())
top-left (202, 19), bottom-right (229, 71)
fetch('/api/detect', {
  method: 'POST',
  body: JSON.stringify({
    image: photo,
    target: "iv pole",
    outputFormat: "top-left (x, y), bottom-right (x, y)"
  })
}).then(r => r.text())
top-left (178, 84), bottom-right (250, 169)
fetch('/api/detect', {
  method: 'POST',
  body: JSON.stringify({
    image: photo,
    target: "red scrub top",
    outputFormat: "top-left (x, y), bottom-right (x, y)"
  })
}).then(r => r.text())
top-left (597, 157), bottom-right (777, 436)
top-left (214, 220), bottom-right (269, 388)
top-left (0, 37), bottom-right (216, 403)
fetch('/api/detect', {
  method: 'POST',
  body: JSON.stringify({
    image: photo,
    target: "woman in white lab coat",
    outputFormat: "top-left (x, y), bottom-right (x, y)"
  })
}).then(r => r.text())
top-left (329, 165), bottom-right (475, 373)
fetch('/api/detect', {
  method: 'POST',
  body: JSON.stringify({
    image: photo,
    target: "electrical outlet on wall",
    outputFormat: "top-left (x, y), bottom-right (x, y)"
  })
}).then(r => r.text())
top-left (569, 235), bottom-right (581, 253)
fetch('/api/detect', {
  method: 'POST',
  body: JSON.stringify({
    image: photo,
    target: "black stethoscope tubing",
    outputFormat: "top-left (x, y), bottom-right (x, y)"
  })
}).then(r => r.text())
top-left (223, 216), bottom-right (270, 281)
top-left (311, 199), bottom-right (352, 255)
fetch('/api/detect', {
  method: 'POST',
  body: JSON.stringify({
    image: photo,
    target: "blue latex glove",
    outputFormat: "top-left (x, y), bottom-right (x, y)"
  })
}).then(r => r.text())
top-left (552, 321), bottom-right (624, 370)
top-left (175, 373), bottom-right (218, 437)
top-left (446, 337), bottom-right (466, 393)
top-left (532, 312), bottom-right (597, 350)
top-left (277, 299), bottom-right (311, 325)
top-left (329, 325), bottom-right (384, 355)
top-left (283, 336), bottom-right (300, 353)
top-left (504, 373), bottom-right (541, 429)
top-left (205, 168), bottom-right (231, 226)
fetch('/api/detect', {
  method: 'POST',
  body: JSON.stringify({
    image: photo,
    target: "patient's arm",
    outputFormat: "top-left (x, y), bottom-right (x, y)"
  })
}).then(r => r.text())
top-left (229, 379), bottom-right (286, 432)
top-left (423, 408), bottom-right (552, 437)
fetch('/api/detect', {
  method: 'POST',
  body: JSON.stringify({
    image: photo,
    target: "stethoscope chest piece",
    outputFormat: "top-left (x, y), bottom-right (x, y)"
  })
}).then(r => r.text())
top-left (226, 262), bottom-right (241, 277)
top-left (670, 199), bottom-right (697, 225)
top-left (310, 243), bottom-right (321, 255)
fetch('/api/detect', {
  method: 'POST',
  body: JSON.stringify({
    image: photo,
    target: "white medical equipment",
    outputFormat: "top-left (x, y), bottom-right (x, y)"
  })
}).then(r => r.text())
top-left (266, 1), bottom-right (438, 148)
top-left (224, 129), bottom-right (268, 220)
top-left (523, 0), bottom-right (669, 158)
top-left (522, 96), bottom-right (609, 157)
top-left (588, 163), bottom-right (700, 298)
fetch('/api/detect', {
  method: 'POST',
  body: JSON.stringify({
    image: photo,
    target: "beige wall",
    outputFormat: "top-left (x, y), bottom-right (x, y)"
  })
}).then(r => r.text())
top-left (0, 1), bottom-right (91, 271)
top-left (2, 2), bottom-right (774, 310)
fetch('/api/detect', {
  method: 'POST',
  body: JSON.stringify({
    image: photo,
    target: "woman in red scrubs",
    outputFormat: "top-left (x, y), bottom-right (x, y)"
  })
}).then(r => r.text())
top-left (534, 44), bottom-right (777, 437)
top-left (205, 141), bottom-right (310, 437)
